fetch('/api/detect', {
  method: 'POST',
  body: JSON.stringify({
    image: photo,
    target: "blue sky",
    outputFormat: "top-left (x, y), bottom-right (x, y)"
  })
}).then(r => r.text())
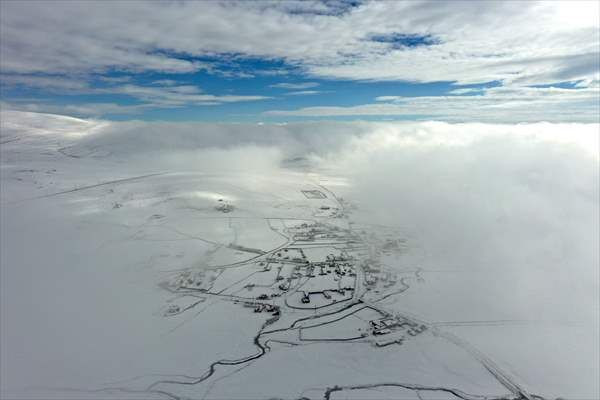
top-left (0, 1), bottom-right (598, 122)
top-left (1, 63), bottom-right (481, 122)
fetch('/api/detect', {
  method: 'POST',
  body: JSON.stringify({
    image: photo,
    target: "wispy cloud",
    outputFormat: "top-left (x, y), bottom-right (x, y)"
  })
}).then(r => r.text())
top-left (1, 76), bottom-right (271, 115)
top-left (0, 74), bottom-right (90, 91)
top-left (0, 100), bottom-right (150, 117)
top-left (97, 76), bottom-right (132, 84)
top-left (103, 84), bottom-right (269, 107)
top-left (285, 90), bottom-right (323, 96)
top-left (265, 86), bottom-right (600, 123)
top-left (254, 69), bottom-right (290, 76)
top-left (150, 79), bottom-right (178, 86)
top-left (270, 82), bottom-right (320, 90)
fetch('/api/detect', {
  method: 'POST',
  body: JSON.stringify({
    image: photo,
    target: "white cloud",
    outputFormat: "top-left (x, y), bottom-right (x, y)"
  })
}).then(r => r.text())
top-left (104, 84), bottom-right (270, 107)
top-left (0, 74), bottom-right (90, 91)
top-left (97, 75), bottom-right (132, 83)
top-left (151, 79), bottom-right (178, 86)
top-left (265, 85), bottom-right (600, 123)
top-left (285, 90), bottom-right (323, 96)
top-left (6, 109), bottom-right (595, 160)
top-left (1, 100), bottom-right (151, 117)
top-left (0, 78), bottom-right (271, 116)
top-left (1, 1), bottom-right (597, 85)
top-left (270, 82), bottom-right (320, 89)
top-left (445, 88), bottom-right (483, 95)
top-left (254, 69), bottom-right (291, 77)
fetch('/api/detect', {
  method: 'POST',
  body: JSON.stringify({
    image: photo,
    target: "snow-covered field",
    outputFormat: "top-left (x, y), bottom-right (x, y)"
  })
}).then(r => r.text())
top-left (1, 110), bottom-right (598, 399)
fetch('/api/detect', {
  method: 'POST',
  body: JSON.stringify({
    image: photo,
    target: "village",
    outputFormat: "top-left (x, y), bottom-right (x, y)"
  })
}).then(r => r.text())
top-left (164, 216), bottom-right (427, 347)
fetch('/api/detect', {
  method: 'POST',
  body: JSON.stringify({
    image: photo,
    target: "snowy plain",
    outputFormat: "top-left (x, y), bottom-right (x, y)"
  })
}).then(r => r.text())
top-left (1, 110), bottom-right (598, 399)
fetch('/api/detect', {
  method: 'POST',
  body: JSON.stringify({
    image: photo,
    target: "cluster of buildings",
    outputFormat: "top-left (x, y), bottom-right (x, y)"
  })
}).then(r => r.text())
top-left (381, 237), bottom-right (407, 254)
top-left (172, 269), bottom-right (216, 291)
top-left (266, 247), bottom-right (308, 264)
top-left (290, 222), bottom-right (350, 242)
top-left (369, 316), bottom-right (427, 337)
top-left (215, 199), bottom-right (235, 213)
top-left (241, 298), bottom-right (280, 315)
top-left (164, 304), bottom-right (181, 316)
